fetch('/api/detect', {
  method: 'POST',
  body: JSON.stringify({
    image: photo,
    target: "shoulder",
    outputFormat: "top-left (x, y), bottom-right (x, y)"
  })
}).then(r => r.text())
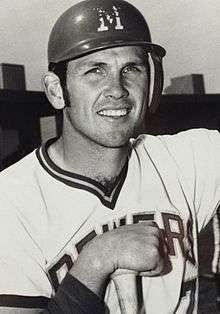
top-left (0, 148), bottom-right (41, 183)
top-left (130, 128), bottom-right (220, 182)
top-left (0, 150), bottom-right (37, 180)
top-left (0, 149), bottom-right (40, 211)
top-left (131, 128), bottom-right (220, 154)
top-left (158, 128), bottom-right (220, 147)
top-left (0, 150), bottom-right (47, 257)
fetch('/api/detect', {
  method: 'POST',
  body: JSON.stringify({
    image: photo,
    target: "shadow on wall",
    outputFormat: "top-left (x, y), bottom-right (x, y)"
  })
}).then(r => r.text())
top-left (164, 74), bottom-right (205, 95)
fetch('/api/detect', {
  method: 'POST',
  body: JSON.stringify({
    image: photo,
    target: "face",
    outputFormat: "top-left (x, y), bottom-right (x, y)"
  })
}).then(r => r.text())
top-left (63, 46), bottom-right (149, 148)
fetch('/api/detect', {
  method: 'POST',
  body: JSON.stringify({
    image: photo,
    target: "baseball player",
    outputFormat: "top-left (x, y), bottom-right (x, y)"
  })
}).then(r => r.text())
top-left (0, 0), bottom-right (220, 313)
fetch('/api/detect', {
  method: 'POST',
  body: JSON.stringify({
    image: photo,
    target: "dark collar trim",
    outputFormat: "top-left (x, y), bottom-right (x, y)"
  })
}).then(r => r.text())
top-left (35, 139), bottom-right (128, 210)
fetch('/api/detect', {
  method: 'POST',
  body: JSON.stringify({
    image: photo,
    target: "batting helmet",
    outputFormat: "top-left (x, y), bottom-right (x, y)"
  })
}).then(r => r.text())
top-left (48, 0), bottom-right (166, 112)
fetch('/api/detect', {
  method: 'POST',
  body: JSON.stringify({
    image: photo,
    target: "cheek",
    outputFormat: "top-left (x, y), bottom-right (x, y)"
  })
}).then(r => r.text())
top-left (127, 75), bottom-right (149, 98)
top-left (137, 79), bottom-right (149, 105)
top-left (133, 86), bottom-right (148, 109)
top-left (69, 80), bottom-right (102, 105)
top-left (137, 77), bottom-right (149, 96)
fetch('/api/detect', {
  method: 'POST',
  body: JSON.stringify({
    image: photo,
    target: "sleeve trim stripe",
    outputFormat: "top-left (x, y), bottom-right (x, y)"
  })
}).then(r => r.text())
top-left (0, 295), bottom-right (50, 308)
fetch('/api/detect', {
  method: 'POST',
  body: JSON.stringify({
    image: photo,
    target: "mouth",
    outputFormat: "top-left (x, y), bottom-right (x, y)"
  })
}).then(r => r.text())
top-left (97, 108), bottom-right (130, 118)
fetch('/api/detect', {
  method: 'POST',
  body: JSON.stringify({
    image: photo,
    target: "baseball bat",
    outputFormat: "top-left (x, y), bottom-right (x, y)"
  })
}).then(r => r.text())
top-left (111, 268), bottom-right (138, 314)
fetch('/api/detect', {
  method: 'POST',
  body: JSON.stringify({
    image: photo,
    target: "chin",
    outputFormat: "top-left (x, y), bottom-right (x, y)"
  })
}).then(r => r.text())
top-left (96, 133), bottom-right (133, 148)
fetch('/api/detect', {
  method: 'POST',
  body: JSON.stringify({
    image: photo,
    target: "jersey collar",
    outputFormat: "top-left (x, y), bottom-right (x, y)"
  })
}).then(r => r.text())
top-left (36, 138), bottom-right (128, 209)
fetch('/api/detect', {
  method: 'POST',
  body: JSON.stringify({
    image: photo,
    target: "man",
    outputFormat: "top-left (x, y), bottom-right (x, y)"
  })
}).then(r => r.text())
top-left (0, 0), bottom-right (220, 313)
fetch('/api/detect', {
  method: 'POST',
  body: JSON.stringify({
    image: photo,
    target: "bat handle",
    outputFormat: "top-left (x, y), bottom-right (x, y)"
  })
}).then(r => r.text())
top-left (111, 269), bottom-right (138, 314)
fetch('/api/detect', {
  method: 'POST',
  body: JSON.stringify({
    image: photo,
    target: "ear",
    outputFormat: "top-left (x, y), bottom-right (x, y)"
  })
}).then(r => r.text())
top-left (42, 72), bottom-right (65, 110)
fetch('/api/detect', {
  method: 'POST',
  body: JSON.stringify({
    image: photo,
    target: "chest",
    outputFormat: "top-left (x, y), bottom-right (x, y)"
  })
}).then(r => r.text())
top-left (37, 155), bottom-right (196, 290)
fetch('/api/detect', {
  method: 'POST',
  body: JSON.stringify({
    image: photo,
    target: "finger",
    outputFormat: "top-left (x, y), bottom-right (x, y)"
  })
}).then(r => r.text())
top-left (111, 268), bottom-right (138, 278)
top-left (139, 269), bottom-right (162, 277)
top-left (139, 260), bottom-right (164, 276)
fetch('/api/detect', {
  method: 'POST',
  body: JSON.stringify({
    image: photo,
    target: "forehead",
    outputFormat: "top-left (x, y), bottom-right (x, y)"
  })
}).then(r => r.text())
top-left (68, 45), bottom-right (147, 69)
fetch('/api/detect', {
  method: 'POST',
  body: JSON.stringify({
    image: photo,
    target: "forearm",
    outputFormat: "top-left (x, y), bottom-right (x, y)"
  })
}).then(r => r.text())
top-left (68, 236), bottom-right (113, 298)
top-left (42, 237), bottom-right (113, 313)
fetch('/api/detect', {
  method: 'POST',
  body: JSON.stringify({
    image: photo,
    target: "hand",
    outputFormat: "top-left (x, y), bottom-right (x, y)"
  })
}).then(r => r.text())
top-left (69, 221), bottom-right (166, 296)
top-left (108, 221), bottom-right (165, 276)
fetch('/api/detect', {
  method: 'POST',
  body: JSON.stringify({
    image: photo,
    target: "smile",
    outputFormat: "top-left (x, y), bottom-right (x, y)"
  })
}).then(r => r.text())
top-left (97, 108), bottom-right (130, 117)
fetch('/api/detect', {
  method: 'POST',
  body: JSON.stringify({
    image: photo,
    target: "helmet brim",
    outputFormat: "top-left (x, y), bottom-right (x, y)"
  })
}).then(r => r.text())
top-left (49, 37), bottom-right (166, 64)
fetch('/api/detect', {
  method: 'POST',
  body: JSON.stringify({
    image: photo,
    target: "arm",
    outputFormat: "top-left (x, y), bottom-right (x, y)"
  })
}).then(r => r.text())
top-left (45, 221), bottom-right (166, 313)
top-left (0, 221), bottom-right (165, 313)
top-left (43, 274), bottom-right (106, 314)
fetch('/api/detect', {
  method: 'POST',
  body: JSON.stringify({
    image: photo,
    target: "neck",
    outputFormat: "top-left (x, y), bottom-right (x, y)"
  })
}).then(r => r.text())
top-left (48, 130), bottom-right (129, 183)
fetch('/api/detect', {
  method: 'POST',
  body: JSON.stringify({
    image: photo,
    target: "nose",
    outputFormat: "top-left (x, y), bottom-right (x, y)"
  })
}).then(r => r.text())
top-left (103, 74), bottom-right (129, 99)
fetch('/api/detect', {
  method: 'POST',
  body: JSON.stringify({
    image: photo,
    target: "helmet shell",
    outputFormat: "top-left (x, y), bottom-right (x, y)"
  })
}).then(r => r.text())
top-left (48, 0), bottom-right (166, 63)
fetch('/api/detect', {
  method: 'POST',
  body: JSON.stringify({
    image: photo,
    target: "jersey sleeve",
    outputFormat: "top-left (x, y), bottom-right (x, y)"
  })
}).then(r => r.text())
top-left (44, 274), bottom-right (106, 314)
top-left (159, 129), bottom-right (220, 231)
top-left (192, 129), bottom-right (220, 230)
top-left (0, 195), bottom-right (52, 310)
top-left (0, 196), bottom-right (106, 313)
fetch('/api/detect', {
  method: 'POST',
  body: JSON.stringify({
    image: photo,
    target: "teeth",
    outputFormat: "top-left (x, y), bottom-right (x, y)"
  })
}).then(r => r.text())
top-left (98, 109), bottom-right (128, 117)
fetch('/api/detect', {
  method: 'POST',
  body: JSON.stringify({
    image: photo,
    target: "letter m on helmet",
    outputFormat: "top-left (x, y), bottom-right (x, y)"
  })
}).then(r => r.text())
top-left (96, 5), bottom-right (124, 32)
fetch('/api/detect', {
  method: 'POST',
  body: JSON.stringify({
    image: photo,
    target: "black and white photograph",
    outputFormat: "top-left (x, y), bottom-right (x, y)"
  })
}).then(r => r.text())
top-left (0, 1), bottom-right (220, 313)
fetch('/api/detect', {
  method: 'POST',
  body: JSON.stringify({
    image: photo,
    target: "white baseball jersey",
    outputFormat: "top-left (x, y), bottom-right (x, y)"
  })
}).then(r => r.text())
top-left (0, 128), bottom-right (220, 313)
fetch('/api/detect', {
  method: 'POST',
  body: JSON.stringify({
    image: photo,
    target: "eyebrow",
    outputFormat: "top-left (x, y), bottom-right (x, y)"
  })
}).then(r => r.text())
top-left (123, 61), bottom-right (148, 67)
top-left (77, 60), bottom-right (147, 69)
top-left (72, 54), bottom-right (149, 73)
top-left (75, 61), bottom-right (106, 71)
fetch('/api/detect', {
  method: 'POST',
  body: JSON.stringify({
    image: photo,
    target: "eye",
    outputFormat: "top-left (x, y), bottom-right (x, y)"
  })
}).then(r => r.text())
top-left (122, 65), bottom-right (140, 76)
top-left (85, 67), bottom-right (105, 76)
